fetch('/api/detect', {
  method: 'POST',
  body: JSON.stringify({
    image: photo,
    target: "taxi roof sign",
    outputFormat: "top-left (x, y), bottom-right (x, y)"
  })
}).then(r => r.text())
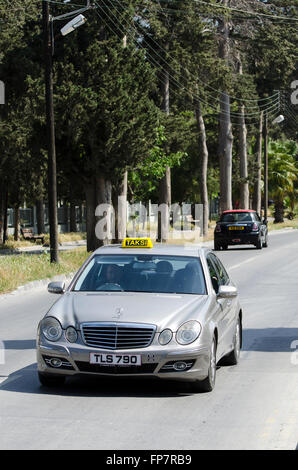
top-left (122, 238), bottom-right (153, 248)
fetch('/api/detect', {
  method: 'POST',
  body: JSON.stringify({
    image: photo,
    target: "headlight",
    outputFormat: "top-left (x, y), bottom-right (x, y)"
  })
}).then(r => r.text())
top-left (40, 317), bottom-right (63, 342)
top-left (159, 329), bottom-right (173, 345)
top-left (65, 326), bottom-right (78, 343)
top-left (176, 321), bottom-right (201, 345)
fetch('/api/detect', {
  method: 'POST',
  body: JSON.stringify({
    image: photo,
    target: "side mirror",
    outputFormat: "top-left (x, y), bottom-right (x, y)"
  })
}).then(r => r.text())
top-left (263, 219), bottom-right (268, 225)
top-left (217, 285), bottom-right (238, 299)
top-left (48, 281), bottom-right (66, 294)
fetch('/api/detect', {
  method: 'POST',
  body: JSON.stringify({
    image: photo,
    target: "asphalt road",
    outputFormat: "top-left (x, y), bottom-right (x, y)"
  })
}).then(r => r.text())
top-left (0, 230), bottom-right (297, 450)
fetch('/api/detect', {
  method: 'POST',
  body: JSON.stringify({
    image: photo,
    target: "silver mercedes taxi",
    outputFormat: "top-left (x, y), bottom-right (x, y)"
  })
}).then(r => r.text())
top-left (37, 238), bottom-right (242, 392)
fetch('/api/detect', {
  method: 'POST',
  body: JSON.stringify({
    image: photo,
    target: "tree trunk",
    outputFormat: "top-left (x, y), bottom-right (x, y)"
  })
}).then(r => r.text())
top-left (13, 204), bottom-right (20, 241)
top-left (158, 65), bottom-right (171, 242)
top-left (218, 4), bottom-right (233, 213)
top-left (195, 102), bottom-right (209, 238)
top-left (113, 170), bottom-right (127, 243)
top-left (238, 104), bottom-right (249, 209)
top-left (36, 198), bottom-right (46, 234)
top-left (0, 181), bottom-right (4, 243)
top-left (2, 187), bottom-right (8, 244)
top-left (236, 54), bottom-right (249, 209)
top-left (252, 112), bottom-right (263, 215)
top-left (274, 202), bottom-right (284, 223)
top-left (85, 178), bottom-right (97, 252)
top-left (69, 202), bottom-right (76, 233)
top-left (95, 175), bottom-right (113, 247)
top-left (218, 92), bottom-right (233, 213)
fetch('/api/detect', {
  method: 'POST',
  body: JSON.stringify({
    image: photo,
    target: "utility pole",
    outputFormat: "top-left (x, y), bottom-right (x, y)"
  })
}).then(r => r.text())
top-left (42, 0), bottom-right (59, 263)
top-left (263, 113), bottom-right (268, 221)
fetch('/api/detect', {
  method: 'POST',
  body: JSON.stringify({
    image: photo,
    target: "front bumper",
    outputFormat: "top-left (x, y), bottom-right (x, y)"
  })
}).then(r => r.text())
top-left (37, 339), bottom-right (211, 383)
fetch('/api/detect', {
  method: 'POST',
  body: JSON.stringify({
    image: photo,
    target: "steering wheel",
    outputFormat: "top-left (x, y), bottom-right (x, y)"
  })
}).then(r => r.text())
top-left (96, 282), bottom-right (124, 291)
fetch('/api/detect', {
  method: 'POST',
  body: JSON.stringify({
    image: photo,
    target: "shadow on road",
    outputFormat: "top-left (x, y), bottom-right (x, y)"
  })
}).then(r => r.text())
top-left (3, 340), bottom-right (36, 350)
top-left (0, 363), bottom-right (193, 398)
top-left (1, 327), bottom-right (297, 397)
top-left (242, 328), bottom-right (298, 352)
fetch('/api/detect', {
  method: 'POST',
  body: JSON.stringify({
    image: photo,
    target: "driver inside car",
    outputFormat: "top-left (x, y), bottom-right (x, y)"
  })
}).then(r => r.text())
top-left (96, 264), bottom-right (124, 290)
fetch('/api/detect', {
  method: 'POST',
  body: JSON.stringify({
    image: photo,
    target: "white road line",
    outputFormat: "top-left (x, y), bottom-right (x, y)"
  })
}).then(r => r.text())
top-left (228, 256), bottom-right (258, 271)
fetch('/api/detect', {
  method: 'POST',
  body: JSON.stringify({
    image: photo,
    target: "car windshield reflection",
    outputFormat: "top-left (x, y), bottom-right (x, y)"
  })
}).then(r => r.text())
top-left (73, 255), bottom-right (207, 295)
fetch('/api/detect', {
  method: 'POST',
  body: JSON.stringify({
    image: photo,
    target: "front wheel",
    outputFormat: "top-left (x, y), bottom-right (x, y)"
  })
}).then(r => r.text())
top-left (221, 317), bottom-right (242, 366)
top-left (263, 235), bottom-right (268, 248)
top-left (256, 236), bottom-right (263, 249)
top-left (191, 336), bottom-right (217, 393)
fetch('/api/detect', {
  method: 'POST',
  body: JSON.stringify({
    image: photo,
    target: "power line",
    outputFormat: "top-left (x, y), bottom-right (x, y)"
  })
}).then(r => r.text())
top-left (96, 0), bottom-right (279, 119)
top-left (143, 0), bottom-right (298, 23)
top-left (93, 1), bottom-right (281, 125)
top-left (101, 0), bottom-right (280, 108)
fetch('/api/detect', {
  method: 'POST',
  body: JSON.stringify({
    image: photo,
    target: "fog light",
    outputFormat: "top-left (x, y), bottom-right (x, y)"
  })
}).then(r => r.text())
top-left (173, 361), bottom-right (187, 371)
top-left (50, 358), bottom-right (62, 368)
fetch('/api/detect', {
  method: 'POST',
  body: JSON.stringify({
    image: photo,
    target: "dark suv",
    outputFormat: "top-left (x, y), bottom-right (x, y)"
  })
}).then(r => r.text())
top-left (214, 210), bottom-right (268, 250)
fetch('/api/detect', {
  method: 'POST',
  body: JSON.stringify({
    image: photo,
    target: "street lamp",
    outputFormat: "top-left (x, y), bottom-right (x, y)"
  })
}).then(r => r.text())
top-left (263, 113), bottom-right (284, 222)
top-left (42, 1), bottom-right (89, 263)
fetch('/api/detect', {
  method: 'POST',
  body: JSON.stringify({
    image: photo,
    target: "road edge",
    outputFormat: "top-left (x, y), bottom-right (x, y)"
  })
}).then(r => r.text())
top-left (0, 228), bottom-right (296, 301)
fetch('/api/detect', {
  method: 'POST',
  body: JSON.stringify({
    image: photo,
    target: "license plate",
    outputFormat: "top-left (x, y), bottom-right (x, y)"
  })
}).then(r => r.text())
top-left (229, 226), bottom-right (244, 230)
top-left (89, 353), bottom-right (142, 366)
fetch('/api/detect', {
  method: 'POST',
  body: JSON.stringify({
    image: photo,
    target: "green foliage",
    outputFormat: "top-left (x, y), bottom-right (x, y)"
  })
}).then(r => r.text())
top-left (0, 0), bottom-right (297, 227)
top-left (129, 123), bottom-right (187, 200)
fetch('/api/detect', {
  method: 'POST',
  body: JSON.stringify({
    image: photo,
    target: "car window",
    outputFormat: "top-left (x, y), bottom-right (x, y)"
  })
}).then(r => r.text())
top-left (206, 256), bottom-right (220, 293)
top-left (209, 254), bottom-right (229, 286)
top-left (74, 255), bottom-right (207, 295)
top-left (221, 212), bottom-right (253, 222)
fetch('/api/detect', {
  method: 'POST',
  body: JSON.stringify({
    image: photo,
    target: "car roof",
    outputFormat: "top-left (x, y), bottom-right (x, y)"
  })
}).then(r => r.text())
top-left (222, 209), bottom-right (256, 213)
top-left (93, 243), bottom-right (210, 258)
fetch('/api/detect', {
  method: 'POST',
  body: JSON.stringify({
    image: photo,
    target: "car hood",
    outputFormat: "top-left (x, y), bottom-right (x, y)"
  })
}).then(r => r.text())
top-left (46, 291), bottom-right (210, 332)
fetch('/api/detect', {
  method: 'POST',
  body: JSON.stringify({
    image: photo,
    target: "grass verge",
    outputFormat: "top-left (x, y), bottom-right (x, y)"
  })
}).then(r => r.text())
top-left (0, 248), bottom-right (89, 295)
top-left (0, 232), bottom-right (86, 251)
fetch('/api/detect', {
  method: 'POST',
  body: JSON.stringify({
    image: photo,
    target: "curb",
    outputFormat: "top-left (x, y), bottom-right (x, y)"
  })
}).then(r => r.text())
top-left (0, 272), bottom-right (75, 301)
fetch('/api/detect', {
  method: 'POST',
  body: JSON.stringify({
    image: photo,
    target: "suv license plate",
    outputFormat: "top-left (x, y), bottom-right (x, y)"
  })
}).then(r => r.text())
top-left (90, 353), bottom-right (142, 366)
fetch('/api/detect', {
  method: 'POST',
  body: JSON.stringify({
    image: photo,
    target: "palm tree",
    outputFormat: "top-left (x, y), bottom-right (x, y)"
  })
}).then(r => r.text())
top-left (268, 140), bottom-right (298, 223)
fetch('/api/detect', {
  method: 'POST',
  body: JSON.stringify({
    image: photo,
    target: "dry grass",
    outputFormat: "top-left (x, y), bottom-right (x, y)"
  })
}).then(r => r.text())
top-left (268, 218), bottom-right (298, 231)
top-left (0, 248), bottom-right (89, 294)
top-left (0, 232), bottom-right (86, 251)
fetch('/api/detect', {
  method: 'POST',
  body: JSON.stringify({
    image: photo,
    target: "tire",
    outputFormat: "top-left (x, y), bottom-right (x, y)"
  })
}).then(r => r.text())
top-left (38, 372), bottom-right (66, 387)
top-left (263, 235), bottom-right (268, 248)
top-left (222, 244), bottom-right (228, 250)
top-left (221, 316), bottom-right (242, 366)
top-left (256, 236), bottom-right (263, 249)
top-left (191, 336), bottom-right (217, 393)
top-left (214, 241), bottom-right (221, 251)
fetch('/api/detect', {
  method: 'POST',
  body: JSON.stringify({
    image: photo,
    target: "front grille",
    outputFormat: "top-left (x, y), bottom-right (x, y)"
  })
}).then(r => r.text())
top-left (81, 322), bottom-right (156, 350)
top-left (75, 361), bottom-right (157, 374)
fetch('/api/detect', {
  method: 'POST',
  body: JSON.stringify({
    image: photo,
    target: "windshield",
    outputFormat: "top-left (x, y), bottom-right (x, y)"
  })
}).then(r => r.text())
top-left (73, 254), bottom-right (207, 295)
top-left (220, 212), bottom-right (254, 223)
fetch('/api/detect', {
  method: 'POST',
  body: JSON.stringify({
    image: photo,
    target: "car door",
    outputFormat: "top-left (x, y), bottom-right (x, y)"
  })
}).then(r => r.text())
top-left (206, 255), bottom-right (229, 360)
top-left (208, 254), bottom-right (236, 359)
